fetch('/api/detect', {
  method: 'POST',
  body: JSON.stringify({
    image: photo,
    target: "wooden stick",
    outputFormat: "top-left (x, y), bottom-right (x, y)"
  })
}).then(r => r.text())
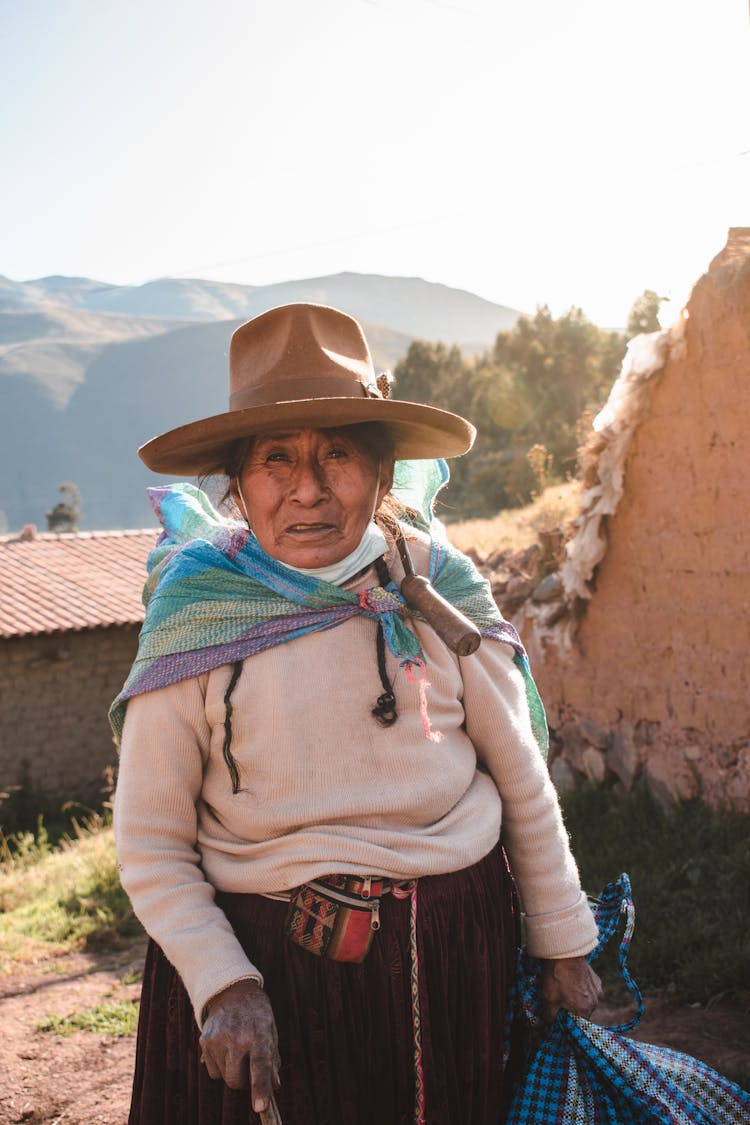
top-left (396, 535), bottom-right (481, 657)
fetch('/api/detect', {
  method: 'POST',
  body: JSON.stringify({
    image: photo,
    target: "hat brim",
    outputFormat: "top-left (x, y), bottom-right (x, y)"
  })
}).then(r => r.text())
top-left (138, 397), bottom-right (476, 475)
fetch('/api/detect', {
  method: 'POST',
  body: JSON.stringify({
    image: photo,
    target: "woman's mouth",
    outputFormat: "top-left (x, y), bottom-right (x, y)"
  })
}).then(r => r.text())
top-left (285, 523), bottom-right (336, 536)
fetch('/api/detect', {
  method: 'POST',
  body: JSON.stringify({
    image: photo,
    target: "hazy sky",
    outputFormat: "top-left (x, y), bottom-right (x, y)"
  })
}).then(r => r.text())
top-left (2, 0), bottom-right (748, 325)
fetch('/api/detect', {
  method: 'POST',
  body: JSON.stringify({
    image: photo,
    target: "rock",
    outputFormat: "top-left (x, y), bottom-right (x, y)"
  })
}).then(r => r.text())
top-left (558, 720), bottom-right (588, 774)
top-left (550, 756), bottom-right (577, 794)
top-left (725, 747), bottom-right (750, 812)
top-left (643, 753), bottom-right (698, 812)
top-left (682, 744), bottom-right (702, 762)
top-left (634, 719), bottom-right (658, 746)
top-left (725, 773), bottom-right (750, 813)
top-left (531, 573), bottom-right (563, 603)
top-left (581, 745), bottom-right (606, 784)
top-left (515, 543), bottom-right (541, 572)
top-left (501, 575), bottom-right (536, 607)
top-left (579, 716), bottom-right (611, 751)
top-left (506, 574), bottom-right (535, 597)
top-left (718, 745), bottom-right (740, 768)
top-left (490, 574), bottom-right (510, 596)
top-left (608, 725), bottom-right (641, 790)
top-left (486, 548), bottom-right (509, 570)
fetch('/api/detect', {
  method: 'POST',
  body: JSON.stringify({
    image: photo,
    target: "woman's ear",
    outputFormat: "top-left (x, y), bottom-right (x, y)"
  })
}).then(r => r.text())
top-left (376, 458), bottom-right (395, 507)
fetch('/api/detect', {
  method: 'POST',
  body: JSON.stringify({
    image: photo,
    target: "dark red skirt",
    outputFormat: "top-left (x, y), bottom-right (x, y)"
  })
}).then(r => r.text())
top-left (129, 846), bottom-right (520, 1125)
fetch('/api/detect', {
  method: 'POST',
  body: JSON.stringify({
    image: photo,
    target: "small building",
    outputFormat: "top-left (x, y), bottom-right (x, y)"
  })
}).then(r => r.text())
top-left (0, 528), bottom-right (156, 801)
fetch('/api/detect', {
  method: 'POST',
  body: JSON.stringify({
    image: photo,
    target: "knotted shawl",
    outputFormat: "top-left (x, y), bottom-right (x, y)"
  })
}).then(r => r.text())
top-left (109, 481), bottom-right (548, 756)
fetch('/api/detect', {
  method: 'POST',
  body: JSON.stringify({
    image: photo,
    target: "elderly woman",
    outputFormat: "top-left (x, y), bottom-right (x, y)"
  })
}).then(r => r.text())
top-left (112, 303), bottom-right (600, 1125)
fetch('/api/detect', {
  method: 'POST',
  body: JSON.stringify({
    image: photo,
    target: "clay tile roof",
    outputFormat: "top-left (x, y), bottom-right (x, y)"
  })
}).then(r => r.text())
top-left (0, 528), bottom-right (158, 638)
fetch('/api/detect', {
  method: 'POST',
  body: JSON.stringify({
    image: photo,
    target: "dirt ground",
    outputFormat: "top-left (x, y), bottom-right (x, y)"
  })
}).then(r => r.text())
top-left (0, 939), bottom-right (147, 1125)
top-left (0, 938), bottom-right (748, 1124)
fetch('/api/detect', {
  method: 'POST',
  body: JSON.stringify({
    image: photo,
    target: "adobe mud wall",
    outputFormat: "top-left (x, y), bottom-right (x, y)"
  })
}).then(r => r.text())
top-left (520, 230), bottom-right (750, 808)
top-left (557, 246), bottom-right (748, 730)
top-left (0, 625), bottom-right (138, 802)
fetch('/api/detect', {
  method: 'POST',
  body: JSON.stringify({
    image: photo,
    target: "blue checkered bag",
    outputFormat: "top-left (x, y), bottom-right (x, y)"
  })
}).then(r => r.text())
top-left (506, 873), bottom-right (750, 1124)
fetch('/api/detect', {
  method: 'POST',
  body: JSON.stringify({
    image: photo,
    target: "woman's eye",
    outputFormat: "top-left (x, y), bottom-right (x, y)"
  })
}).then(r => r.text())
top-left (265, 451), bottom-right (290, 463)
top-left (326, 447), bottom-right (348, 459)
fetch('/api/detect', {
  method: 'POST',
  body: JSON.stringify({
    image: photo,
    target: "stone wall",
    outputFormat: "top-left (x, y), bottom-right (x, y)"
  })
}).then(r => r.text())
top-left (0, 625), bottom-right (139, 801)
top-left (515, 229), bottom-right (750, 810)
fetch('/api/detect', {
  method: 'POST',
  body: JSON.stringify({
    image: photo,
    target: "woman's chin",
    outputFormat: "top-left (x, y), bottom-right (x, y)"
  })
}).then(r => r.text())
top-left (273, 531), bottom-right (350, 569)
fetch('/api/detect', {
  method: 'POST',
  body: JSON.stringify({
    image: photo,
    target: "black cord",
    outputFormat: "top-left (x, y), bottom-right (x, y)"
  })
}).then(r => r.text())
top-left (371, 557), bottom-right (398, 726)
top-left (222, 660), bottom-right (244, 793)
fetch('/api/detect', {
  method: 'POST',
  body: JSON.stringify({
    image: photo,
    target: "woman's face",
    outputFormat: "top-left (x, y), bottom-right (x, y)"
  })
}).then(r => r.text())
top-left (231, 427), bottom-right (393, 568)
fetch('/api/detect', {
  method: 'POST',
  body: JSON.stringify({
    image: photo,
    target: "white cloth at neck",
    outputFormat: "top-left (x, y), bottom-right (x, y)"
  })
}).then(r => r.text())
top-left (278, 521), bottom-right (388, 586)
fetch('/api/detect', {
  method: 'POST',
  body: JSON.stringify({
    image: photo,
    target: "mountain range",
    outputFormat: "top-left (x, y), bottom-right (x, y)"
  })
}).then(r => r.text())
top-left (0, 272), bottom-right (522, 532)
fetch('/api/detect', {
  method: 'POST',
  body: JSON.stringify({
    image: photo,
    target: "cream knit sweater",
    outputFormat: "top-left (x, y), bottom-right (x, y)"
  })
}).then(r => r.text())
top-left (114, 536), bottom-right (597, 1024)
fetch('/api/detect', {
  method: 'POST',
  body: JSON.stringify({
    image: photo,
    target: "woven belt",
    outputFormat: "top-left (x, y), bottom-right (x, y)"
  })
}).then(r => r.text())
top-left (261, 877), bottom-right (402, 904)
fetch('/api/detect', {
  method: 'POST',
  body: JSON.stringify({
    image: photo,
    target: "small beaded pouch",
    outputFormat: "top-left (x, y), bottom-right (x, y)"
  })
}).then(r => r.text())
top-left (284, 874), bottom-right (384, 963)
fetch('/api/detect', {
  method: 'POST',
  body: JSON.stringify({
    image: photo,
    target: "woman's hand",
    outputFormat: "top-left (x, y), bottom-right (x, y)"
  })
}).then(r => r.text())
top-left (539, 956), bottom-right (602, 1023)
top-left (199, 979), bottom-right (281, 1113)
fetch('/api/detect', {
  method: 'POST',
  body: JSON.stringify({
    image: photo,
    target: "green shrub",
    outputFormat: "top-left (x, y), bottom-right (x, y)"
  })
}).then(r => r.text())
top-left (562, 786), bottom-right (750, 1002)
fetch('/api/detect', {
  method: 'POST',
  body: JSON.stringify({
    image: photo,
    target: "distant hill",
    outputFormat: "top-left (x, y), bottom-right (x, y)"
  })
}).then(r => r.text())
top-left (0, 271), bottom-right (522, 532)
top-left (0, 303), bottom-right (184, 407)
top-left (3, 270), bottom-right (520, 344)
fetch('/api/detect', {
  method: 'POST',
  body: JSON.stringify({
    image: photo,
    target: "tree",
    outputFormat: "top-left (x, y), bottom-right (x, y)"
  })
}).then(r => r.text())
top-left (626, 290), bottom-right (666, 338)
top-left (391, 340), bottom-right (469, 407)
top-left (46, 482), bottom-right (82, 533)
top-left (392, 309), bottom-right (627, 519)
top-left (469, 307), bottom-right (625, 503)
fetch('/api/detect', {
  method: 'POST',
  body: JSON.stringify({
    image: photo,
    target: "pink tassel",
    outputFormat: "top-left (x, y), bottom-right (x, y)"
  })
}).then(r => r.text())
top-left (404, 659), bottom-right (443, 743)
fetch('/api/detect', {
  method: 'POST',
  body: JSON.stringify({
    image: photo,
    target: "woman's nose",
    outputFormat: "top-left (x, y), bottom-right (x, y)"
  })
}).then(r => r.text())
top-left (289, 458), bottom-right (329, 504)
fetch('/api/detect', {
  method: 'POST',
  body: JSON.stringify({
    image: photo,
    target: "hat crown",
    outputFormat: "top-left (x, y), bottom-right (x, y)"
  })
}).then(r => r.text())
top-left (229, 303), bottom-right (377, 412)
top-left (138, 301), bottom-right (476, 475)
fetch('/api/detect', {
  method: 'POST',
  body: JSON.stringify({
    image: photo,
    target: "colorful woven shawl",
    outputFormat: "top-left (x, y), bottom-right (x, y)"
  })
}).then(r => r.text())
top-left (109, 481), bottom-right (548, 755)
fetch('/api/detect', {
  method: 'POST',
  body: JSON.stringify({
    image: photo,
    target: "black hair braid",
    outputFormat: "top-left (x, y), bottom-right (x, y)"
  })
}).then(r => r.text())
top-left (222, 660), bottom-right (244, 793)
top-left (371, 556), bottom-right (398, 727)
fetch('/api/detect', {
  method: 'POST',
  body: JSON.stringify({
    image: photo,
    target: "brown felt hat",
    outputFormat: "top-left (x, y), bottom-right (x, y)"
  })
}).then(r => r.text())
top-left (138, 303), bottom-right (476, 474)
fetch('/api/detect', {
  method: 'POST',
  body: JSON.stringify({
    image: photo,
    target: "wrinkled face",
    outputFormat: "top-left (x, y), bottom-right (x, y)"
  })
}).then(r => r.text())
top-left (230, 427), bottom-right (393, 568)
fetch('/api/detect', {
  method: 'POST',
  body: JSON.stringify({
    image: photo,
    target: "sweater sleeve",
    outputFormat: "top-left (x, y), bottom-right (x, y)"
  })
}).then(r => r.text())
top-left (460, 641), bottom-right (598, 959)
top-left (114, 679), bottom-right (263, 1026)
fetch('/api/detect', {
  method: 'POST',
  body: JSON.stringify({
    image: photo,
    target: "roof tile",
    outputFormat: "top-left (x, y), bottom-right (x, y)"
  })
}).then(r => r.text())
top-left (0, 529), bottom-right (158, 638)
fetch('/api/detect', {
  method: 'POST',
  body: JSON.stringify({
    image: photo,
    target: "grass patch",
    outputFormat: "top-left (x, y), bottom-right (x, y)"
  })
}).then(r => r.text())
top-left (0, 820), bottom-right (141, 968)
top-left (0, 816), bottom-right (55, 871)
top-left (0, 769), bottom-right (115, 851)
top-left (446, 481), bottom-right (580, 556)
top-left (562, 785), bottom-right (750, 1003)
top-left (37, 998), bottom-right (139, 1038)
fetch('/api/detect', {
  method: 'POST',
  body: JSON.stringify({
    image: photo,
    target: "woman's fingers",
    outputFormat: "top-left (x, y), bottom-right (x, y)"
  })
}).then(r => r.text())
top-left (249, 1041), bottom-right (280, 1112)
top-left (198, 978), bottom-right (281, 1100)
top-left (199, 1046), bottom-right (224, 1082)
top-left (539, 956), bottom-right (603, 1022)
